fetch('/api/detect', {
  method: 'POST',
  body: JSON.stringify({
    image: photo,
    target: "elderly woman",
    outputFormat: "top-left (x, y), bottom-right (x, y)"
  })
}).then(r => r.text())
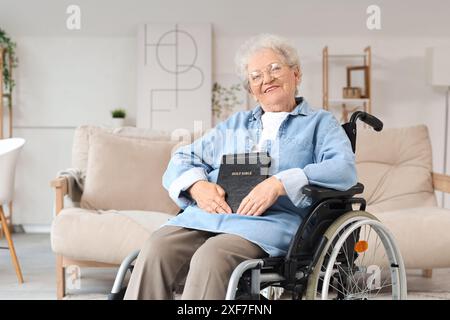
top-left (124, 34), bottom-right (357, 300)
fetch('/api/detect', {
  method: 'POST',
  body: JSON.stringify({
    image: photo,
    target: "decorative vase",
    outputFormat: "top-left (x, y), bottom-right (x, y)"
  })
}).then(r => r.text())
top-left (111, 118), bottom-right (125, 127)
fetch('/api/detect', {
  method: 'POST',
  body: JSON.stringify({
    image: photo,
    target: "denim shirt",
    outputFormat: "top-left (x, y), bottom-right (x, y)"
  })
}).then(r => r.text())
top-left (161, 97), bottom-right (357, 257)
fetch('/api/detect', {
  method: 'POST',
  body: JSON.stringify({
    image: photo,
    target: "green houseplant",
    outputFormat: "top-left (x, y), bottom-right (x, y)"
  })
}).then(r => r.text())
top-left (0, 28), bottom-right (18, 92)
top-left (212, 82), bottom-right (243, 124)
top-left (111, 108), bottom-right (126, 127)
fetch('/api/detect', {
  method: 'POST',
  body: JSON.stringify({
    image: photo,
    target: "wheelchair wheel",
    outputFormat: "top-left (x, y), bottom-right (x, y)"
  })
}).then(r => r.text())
top-left (305, 211), bottom-right (407, 300)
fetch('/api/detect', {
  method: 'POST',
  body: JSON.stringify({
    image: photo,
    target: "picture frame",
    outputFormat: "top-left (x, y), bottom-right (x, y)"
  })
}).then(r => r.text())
top-left (346, 66), bottom-right (370, 98)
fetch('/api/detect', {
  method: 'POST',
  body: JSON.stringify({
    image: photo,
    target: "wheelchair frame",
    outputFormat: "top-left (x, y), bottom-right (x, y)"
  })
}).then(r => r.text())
top-left (225, 195), bottom-right (407, 300)
top-left (108, 111), bottom-right (408, 300)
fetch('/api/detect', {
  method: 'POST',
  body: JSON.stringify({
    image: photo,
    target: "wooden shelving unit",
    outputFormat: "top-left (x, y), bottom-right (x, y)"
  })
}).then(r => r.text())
top-left (323, 46), bottom-right (372, 123)
top-left (0, 47), bottom-right (15, 237)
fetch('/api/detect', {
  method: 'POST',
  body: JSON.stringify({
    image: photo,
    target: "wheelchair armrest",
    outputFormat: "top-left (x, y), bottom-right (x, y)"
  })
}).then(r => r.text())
top-left (301, 183), bottom-right (364, 201)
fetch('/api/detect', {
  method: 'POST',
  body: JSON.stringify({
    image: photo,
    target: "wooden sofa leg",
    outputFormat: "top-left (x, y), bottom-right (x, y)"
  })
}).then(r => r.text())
top-left (422, 269), bottom-right (433, 278)
top-left (56, 255), bottom-right (66, 300)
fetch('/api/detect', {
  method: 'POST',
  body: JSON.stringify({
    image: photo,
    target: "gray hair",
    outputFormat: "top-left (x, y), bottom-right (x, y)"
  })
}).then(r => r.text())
top-left (234, 34), bottom-right (301, 92)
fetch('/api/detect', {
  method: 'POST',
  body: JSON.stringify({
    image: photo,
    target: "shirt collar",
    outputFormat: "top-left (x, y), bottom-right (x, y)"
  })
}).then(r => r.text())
top-left (251, 97), bottom-right (312, 120)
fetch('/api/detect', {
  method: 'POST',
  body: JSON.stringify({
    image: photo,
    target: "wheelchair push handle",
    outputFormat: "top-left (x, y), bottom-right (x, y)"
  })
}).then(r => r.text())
top-left (350, 111), bottom-right (383, 131)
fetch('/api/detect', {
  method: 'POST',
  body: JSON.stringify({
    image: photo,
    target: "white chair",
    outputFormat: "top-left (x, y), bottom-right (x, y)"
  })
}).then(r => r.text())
top-left (0, 138), bottom-right (25, 283)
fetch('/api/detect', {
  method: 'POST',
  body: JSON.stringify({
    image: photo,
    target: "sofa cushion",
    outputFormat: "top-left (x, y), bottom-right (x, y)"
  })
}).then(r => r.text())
top-left (51, 208), bottom-right (173, 264)
top-left (80, 132), bottom-right (180, 214)
top-left (72, 125), bottom-right (197, 170)
top-left (372, 207), bottom-right (450, 269)
top-left (356, 125), bottom-right (437, 213)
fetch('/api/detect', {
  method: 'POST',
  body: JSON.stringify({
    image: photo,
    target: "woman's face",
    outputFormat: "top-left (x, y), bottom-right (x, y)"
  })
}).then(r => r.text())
top-left (247, 48), bottom-right (301, 112)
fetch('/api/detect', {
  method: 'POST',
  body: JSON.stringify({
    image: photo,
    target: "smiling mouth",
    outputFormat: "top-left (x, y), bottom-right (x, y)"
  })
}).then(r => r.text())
top-left (264, 86), bottom-right (279, 93)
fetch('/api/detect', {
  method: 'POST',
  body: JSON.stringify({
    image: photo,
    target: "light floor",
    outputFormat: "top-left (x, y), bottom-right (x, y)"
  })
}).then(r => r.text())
top-left (1, 233), bottom-right (450, 300)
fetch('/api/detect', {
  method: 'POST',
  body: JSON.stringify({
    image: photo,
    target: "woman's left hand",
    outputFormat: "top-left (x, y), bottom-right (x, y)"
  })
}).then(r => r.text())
top-left (237, 176), bottom-right (286, 216)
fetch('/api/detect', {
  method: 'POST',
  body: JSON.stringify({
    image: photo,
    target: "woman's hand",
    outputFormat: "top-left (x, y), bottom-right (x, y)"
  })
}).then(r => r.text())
top-left (237, 176), bottom-right (286, 216)
top-left (187, 180), bottom-right (232, 214)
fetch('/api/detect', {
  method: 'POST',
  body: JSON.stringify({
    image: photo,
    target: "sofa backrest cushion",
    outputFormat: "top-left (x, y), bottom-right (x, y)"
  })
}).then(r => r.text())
top-left (72, 126), bottom-right (175, 171)
top-left (80, 132), bottom-right (181, 214)
top-left (356, 125), bottom-right (437, 213)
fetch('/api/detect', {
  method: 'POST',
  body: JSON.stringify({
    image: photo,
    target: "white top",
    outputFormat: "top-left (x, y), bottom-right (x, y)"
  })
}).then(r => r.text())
top-left (256, 111), bottom-right (289, 151)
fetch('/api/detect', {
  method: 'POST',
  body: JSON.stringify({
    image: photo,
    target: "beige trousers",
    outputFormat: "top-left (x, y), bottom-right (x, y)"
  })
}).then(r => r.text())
top-left (123, 225), bottom-right (267, 300)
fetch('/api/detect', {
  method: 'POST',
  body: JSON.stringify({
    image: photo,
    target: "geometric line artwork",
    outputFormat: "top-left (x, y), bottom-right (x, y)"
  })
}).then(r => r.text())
top-left (137, 23), bottom-right (211, 130)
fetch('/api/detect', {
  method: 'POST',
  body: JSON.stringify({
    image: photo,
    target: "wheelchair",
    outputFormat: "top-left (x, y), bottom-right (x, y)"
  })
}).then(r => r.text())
top-left (108, 111), bottom-right (407, 300)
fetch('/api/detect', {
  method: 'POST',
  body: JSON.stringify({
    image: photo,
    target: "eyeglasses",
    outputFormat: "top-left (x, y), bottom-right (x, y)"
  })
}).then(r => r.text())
top-left (248, 62), bottom-right (288, 86)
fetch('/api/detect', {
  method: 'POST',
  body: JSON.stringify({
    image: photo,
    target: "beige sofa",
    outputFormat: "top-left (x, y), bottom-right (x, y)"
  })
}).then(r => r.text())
top-left (50, 124), bottom-right (450, 299)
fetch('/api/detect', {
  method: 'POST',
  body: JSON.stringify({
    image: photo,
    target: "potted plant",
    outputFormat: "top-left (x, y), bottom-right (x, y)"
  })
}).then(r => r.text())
top-left (212, 82), bottom-right (243, 125)
top-left (111, 108), bottom-right (126, 127)
top-left (0, 28), bottom-right (18, 92)
top-left (0, 28), bottom-right (18, 139)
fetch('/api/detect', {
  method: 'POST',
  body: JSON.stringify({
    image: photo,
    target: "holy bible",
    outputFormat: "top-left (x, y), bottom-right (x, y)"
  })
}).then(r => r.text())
top-left (216, 152), bottom-right (271, 212)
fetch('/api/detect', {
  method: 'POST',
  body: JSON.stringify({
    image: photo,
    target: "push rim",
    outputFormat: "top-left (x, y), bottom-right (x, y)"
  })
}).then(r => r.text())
top-left (305, 211), bottom-right (407, 300)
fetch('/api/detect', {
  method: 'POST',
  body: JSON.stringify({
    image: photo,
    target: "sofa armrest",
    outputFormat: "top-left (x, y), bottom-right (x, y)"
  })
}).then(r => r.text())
top-left (432, 172), bottom-right (450, 194)
top-left (50, 177), bottom-right (68, 215)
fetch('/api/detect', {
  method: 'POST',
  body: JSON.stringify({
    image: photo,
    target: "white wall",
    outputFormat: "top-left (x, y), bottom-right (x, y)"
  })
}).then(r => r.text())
top-left (14, 37), bottom-right (137, 127)
top-left (8, 36), bottom-right (136, 230)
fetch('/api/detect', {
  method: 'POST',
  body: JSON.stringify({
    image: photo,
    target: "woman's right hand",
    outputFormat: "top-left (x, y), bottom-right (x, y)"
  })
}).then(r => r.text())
top-left (187, 180), bottom-right (232, 214)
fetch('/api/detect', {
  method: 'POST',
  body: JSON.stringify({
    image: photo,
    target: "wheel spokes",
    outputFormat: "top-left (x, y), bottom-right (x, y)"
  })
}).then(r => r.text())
top-left (318, 223), bottom-right (399, 300)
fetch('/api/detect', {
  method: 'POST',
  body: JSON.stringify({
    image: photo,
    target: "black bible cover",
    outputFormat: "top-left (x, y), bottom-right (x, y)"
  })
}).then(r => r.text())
top-left (216, 152), bottom-right (271, 212)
